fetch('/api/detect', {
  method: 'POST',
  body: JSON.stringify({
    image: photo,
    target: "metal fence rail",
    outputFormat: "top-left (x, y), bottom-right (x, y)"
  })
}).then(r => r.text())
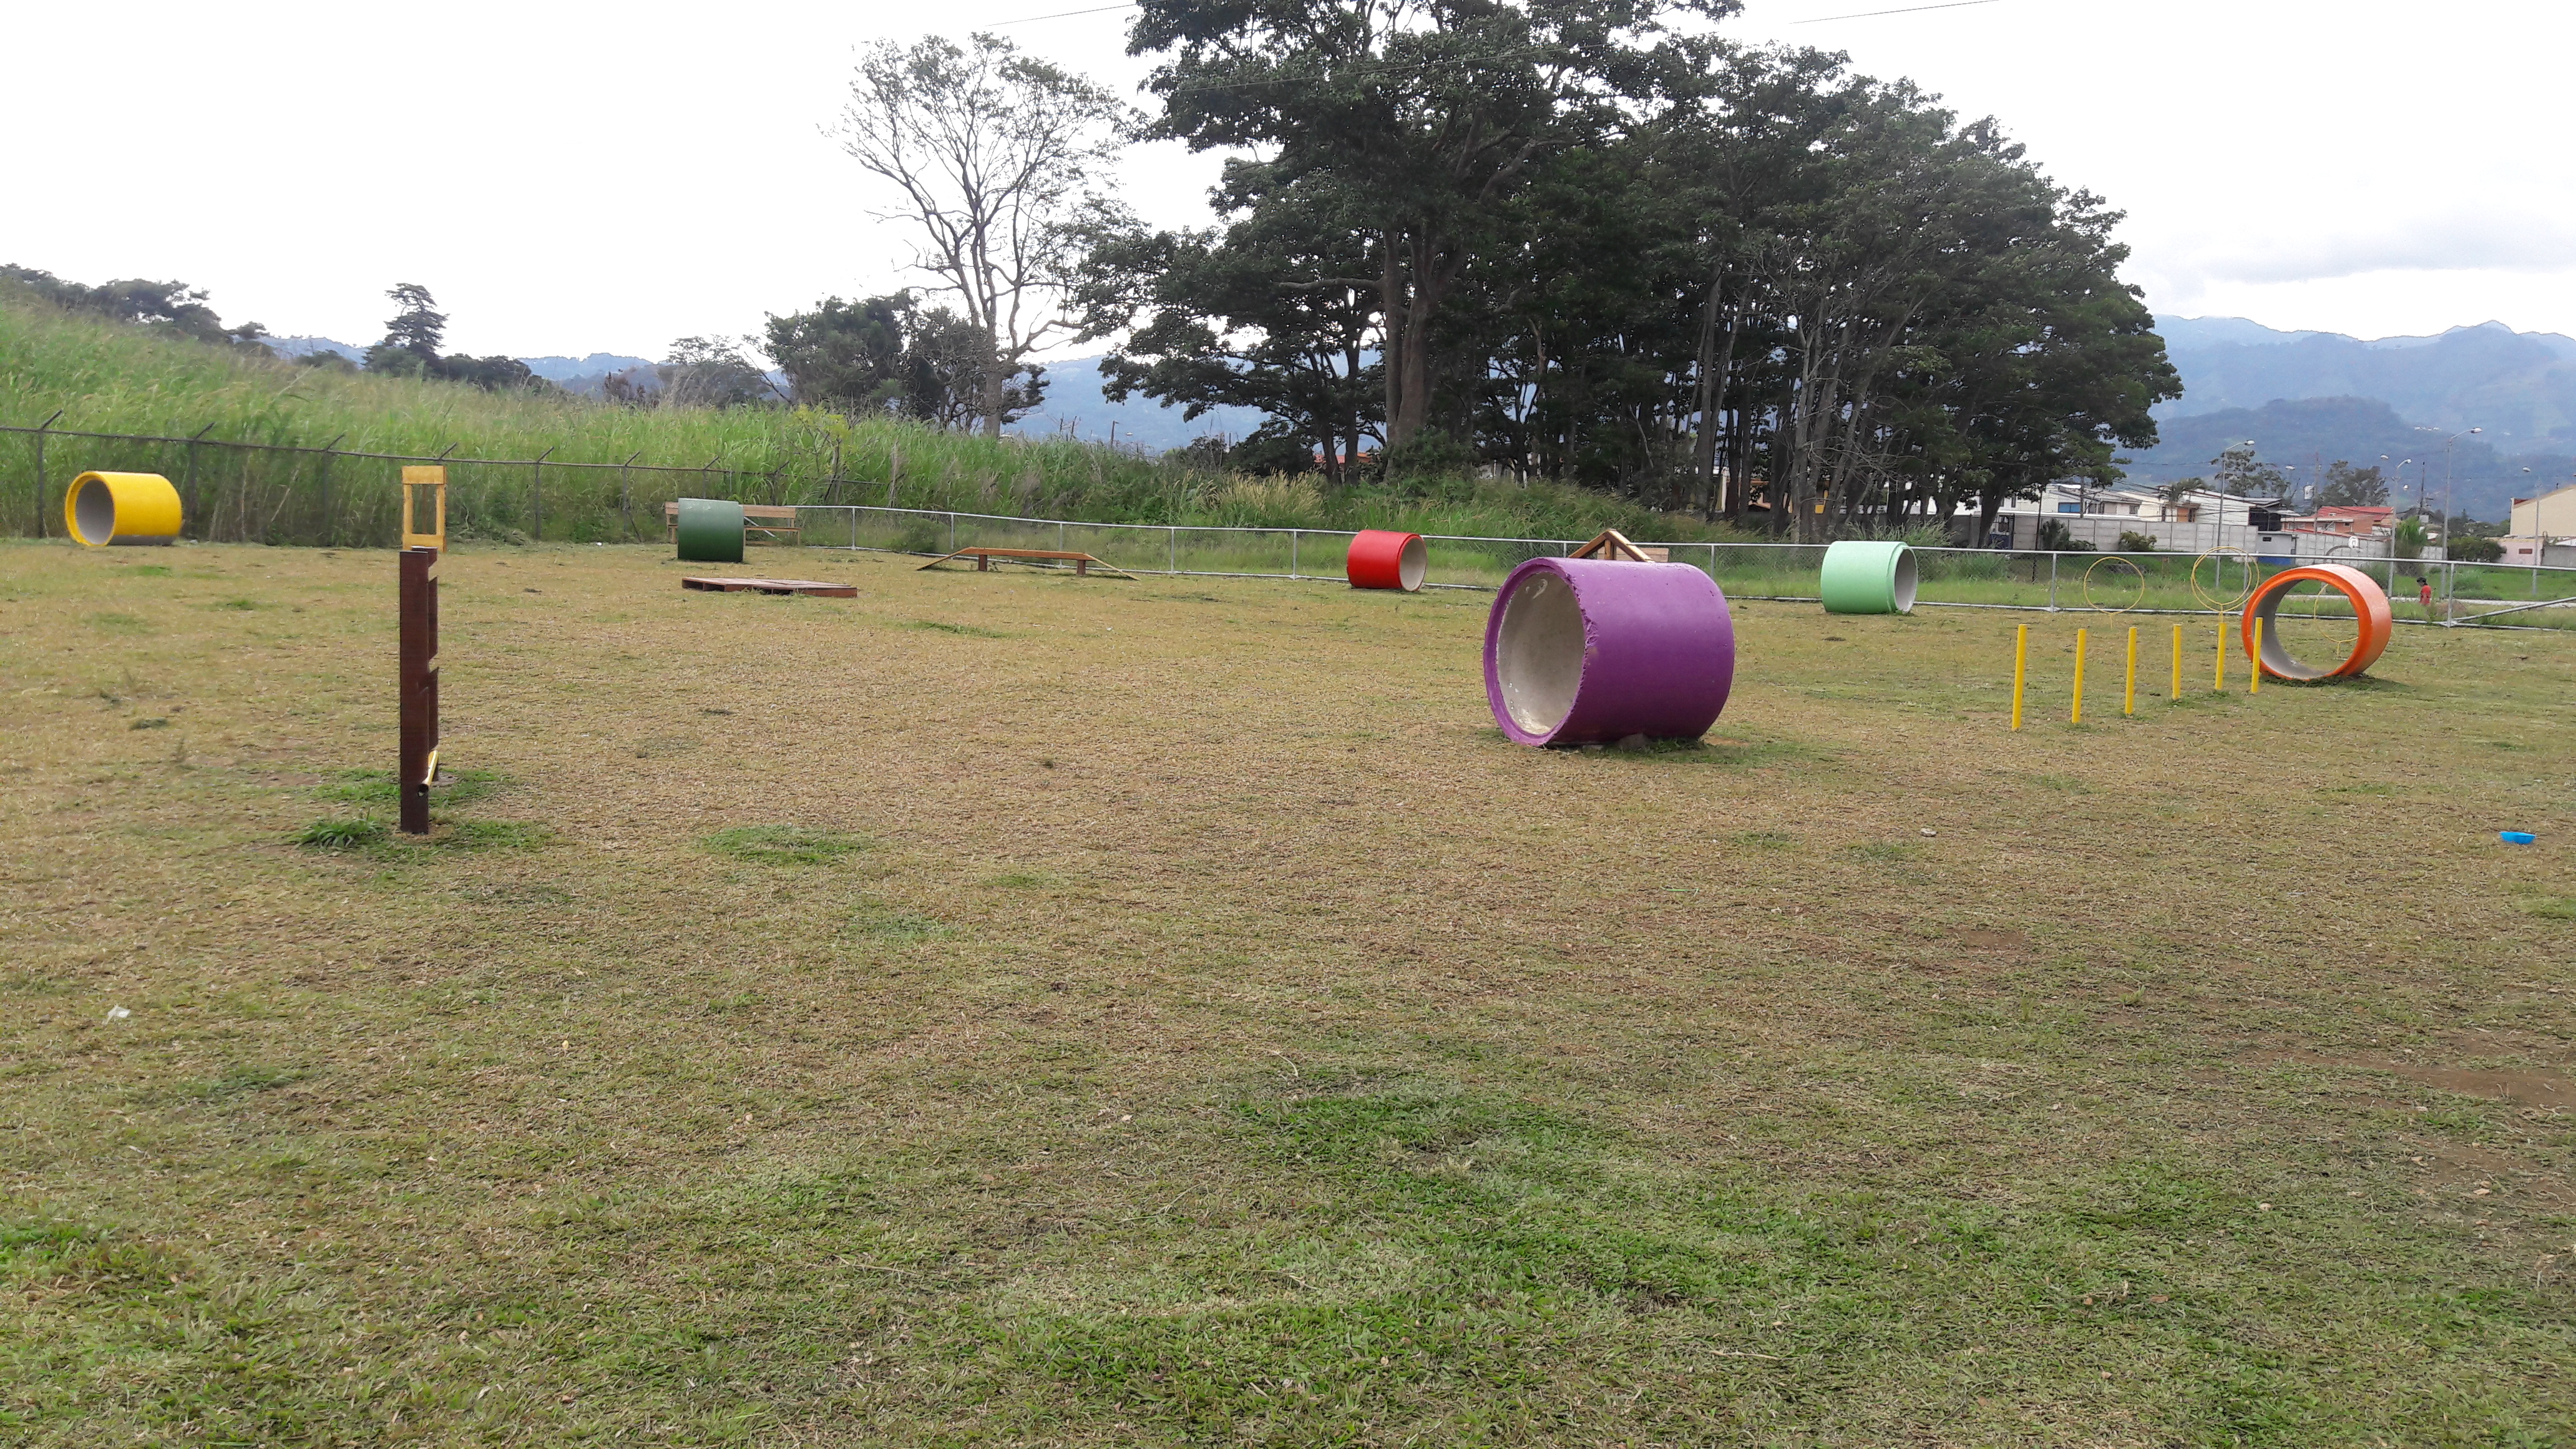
top-left (7, 421), bottom-right (2572, 627)
top-left (789, 504), bottom-right (2576, 627)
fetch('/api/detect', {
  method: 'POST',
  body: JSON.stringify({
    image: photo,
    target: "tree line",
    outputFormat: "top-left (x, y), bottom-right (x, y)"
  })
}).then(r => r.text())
top-left (788, 1), bottom-right (2182, 540)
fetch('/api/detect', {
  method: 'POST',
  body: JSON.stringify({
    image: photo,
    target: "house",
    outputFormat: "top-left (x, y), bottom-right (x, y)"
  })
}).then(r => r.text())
top-left (2501, 481), bottom-right (2576, 564)
top-left (2285, 505), bottom-right (2394, 539)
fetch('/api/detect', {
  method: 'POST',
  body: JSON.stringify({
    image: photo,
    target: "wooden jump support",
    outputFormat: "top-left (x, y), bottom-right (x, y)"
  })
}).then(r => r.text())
top-left (915, 547), bottom-right (1135, 579)
top-left (681, 576), bottom-right (857, 597)
top-left (1569, 528), bottom-right (1670, 564)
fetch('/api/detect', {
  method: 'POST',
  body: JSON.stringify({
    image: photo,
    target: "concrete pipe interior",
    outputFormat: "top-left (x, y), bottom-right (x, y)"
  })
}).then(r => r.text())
top-left (2250, 584), bottom-right (2355, 681)
top-left (1396, 534), bottom-right (1427, 592)
top-left (1890, 548), bottom-right (1918, 612)
top-left (72, 476), bottom-right (117, 545)
top-left (1493, 569), bottom-right (1586, 737)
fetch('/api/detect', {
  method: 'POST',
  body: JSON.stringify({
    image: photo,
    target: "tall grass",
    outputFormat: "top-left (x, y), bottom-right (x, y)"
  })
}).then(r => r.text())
top-left (1, 291), bottom-right (1748, 549)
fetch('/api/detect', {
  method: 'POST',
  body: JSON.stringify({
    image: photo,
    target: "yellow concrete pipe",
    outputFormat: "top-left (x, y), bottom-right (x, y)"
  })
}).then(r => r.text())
top-left (64, 472), bottom-right (183, 547)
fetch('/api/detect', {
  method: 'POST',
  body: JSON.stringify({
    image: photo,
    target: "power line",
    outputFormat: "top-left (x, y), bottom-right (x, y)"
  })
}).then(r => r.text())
top-left (1791, 0), bottom-right (2003, 22)
top-left (987, 1), bottom-right (1137, 26)
top-left (987, 0), bottom-right (1998, 31)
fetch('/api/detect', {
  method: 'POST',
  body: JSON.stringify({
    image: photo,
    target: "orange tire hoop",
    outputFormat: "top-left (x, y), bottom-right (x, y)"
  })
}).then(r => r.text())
top-left (2241, 562), bottom-right (2393, 681)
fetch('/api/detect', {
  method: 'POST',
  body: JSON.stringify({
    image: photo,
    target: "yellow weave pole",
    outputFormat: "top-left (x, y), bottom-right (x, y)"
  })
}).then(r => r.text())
top-left (2213, 624), bottom-right (2225, 693)
top-left (2011, 624), bottom-right (2028, 731)
top-left (2250, 617), bottom-right (2262, 695)
top-left (2072, 627), bottom-right (2088, 724)
top-left (2124, 626), bottom-right (2138, 716)
top-left (2170, 623), bottom-right (2183, 702)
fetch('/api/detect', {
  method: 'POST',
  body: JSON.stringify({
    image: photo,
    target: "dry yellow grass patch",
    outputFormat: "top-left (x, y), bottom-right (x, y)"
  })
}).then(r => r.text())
top-left (3, 539), bottom-right (2572, 1446)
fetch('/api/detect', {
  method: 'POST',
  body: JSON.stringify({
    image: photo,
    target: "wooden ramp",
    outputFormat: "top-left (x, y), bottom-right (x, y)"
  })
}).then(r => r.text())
top-left (915, 547), bottom-right (1134, 579)
top-left (681, 576), bottom-right (857, 598)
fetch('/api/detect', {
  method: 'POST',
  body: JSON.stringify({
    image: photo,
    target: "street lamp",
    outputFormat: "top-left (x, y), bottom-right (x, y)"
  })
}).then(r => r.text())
top-left (2438, 427), bottom-right (2481, 550)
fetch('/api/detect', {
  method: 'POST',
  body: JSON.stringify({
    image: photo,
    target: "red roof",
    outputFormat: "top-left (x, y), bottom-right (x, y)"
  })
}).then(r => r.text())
top-left (2316, 505), bottom-right (2393, 522)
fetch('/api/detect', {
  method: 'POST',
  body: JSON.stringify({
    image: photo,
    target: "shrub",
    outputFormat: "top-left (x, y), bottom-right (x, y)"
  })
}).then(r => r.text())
top-left (2117, 530), bottom-right (2159, 553)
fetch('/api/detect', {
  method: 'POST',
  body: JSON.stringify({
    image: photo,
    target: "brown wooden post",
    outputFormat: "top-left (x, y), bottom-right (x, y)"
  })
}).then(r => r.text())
top-left (398, 547), bottom-right (439, 834)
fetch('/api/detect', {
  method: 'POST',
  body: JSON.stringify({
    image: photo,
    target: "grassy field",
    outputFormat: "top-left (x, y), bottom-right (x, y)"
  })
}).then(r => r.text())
top-left (4, 538), bottom-right (2572, 1446)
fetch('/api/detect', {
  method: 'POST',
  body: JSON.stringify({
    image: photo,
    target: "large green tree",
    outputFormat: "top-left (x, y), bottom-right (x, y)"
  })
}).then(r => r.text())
top-left (1073, 190), bottom-right (1380, 485)
top-left (1127, 0), bottom-right (1729, 453)
top-left (1090, 9), bottom-right (2175, 530)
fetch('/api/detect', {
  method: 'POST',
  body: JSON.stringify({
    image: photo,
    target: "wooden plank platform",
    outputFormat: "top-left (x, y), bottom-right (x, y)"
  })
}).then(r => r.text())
top-left (680, 576), bottom-right (856, 597)
top-left (915, 547), bottom-right (1135, 579)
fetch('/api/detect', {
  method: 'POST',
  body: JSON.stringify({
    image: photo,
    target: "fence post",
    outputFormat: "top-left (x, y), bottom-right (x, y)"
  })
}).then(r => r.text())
top-left (1169, 525), bottom-right (1176, 573)
top-left (31, 409), bottom-right (62, 538)
top-left (948, 512), bottom-right (956, 552)
top-left (1290, 529), bottom-right (1299, 579)
top-left (620, 451), bottom-right (640, 540)
top-left (183, 422), bottom-right (213, 538)
top-left (530, 445), bottom-right (555, 542)
top-left (2047, 552), bottom-right (2061, 610)
top-left (316, 433), bottom-right (346, 546)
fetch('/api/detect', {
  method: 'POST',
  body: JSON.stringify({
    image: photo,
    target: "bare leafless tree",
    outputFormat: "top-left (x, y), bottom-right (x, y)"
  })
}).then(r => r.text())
top-left (839, 33), bottom-right (1134, 436)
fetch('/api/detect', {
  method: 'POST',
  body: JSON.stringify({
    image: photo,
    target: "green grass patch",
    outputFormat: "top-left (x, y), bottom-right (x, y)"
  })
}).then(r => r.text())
top-left (849, 902), bottom-right (949, 943)
top-left (317, 766), bottom-right (505, 808)
top-left (981, 871), bottom-right (1059, 889)
top-left (292, 816), bottom-right (387, 851)
top-left (2516, 896), bottom-right (2576, 920)
top-left (85, 612), bottom-right (147, 633)
top-left (701, 825), bottom-right (871, 864)
top-left (902, 618), bottom-right (1008, 638)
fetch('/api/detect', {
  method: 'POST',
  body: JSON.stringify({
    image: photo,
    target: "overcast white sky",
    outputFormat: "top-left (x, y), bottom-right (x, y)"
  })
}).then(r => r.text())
top-left (4, 1), bottom-right (2569, 359)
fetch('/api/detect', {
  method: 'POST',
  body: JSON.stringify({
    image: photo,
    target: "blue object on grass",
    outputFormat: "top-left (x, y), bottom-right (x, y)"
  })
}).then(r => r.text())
top-left (2499, 831), bottom-right (2536, 845)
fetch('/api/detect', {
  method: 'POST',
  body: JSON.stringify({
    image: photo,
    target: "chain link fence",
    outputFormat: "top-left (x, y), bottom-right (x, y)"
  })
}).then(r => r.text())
top-left (817, 505), bottom-right (2576, 627)
top-left (8, 421), bottom-right (2572, 627)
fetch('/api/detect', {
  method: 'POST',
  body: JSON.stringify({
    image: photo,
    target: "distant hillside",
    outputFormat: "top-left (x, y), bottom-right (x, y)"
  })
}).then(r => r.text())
top-left (2134, 315), bottom-right (2576, 520)
top-left (1005, 356), bottom-right (1268, 452)
top-left (264, 334), bottom-right (363, 362)
top-left (2155, 316), bottom-right (2576, 447)
top-left (520, 353), bottom-right (655, 382)
top-left (2119, 395), bottom-right (2574, 521)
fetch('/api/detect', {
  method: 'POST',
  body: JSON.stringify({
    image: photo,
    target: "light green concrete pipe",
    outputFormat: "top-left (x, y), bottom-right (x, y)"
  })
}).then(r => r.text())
top-left (1818, 539), bottom-right (1917, 614)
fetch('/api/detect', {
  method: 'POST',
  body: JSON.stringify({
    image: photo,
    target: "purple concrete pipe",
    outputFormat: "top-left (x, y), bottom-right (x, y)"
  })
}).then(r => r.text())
top-left (1483, 557), bottom-right (1736, 747)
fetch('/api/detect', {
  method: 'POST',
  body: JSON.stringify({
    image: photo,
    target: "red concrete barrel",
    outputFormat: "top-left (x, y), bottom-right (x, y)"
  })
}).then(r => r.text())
top-left (1346, 530), bottom-right (1427, 591)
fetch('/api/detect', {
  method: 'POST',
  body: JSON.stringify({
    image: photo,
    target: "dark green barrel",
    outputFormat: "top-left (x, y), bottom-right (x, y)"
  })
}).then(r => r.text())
top-left (675, 497), bottom-right (745, 563)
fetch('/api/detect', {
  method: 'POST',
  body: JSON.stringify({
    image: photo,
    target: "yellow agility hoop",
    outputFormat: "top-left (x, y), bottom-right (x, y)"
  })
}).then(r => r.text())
top-left (2082, 554), bottom-right (2146, 613)
top-left (2189, 547), bottom-right (2256, 613)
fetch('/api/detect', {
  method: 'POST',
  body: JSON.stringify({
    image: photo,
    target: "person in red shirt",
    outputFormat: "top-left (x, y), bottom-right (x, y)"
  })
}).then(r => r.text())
top-left (2417, 575), bottom-right (2434, 620)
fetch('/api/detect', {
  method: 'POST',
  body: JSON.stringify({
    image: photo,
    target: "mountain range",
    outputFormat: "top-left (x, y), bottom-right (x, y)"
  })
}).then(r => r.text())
top-left (265, 316), bottom-right (2576, 520)
top-left (2115, 316), bottom-right (2576, 520)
